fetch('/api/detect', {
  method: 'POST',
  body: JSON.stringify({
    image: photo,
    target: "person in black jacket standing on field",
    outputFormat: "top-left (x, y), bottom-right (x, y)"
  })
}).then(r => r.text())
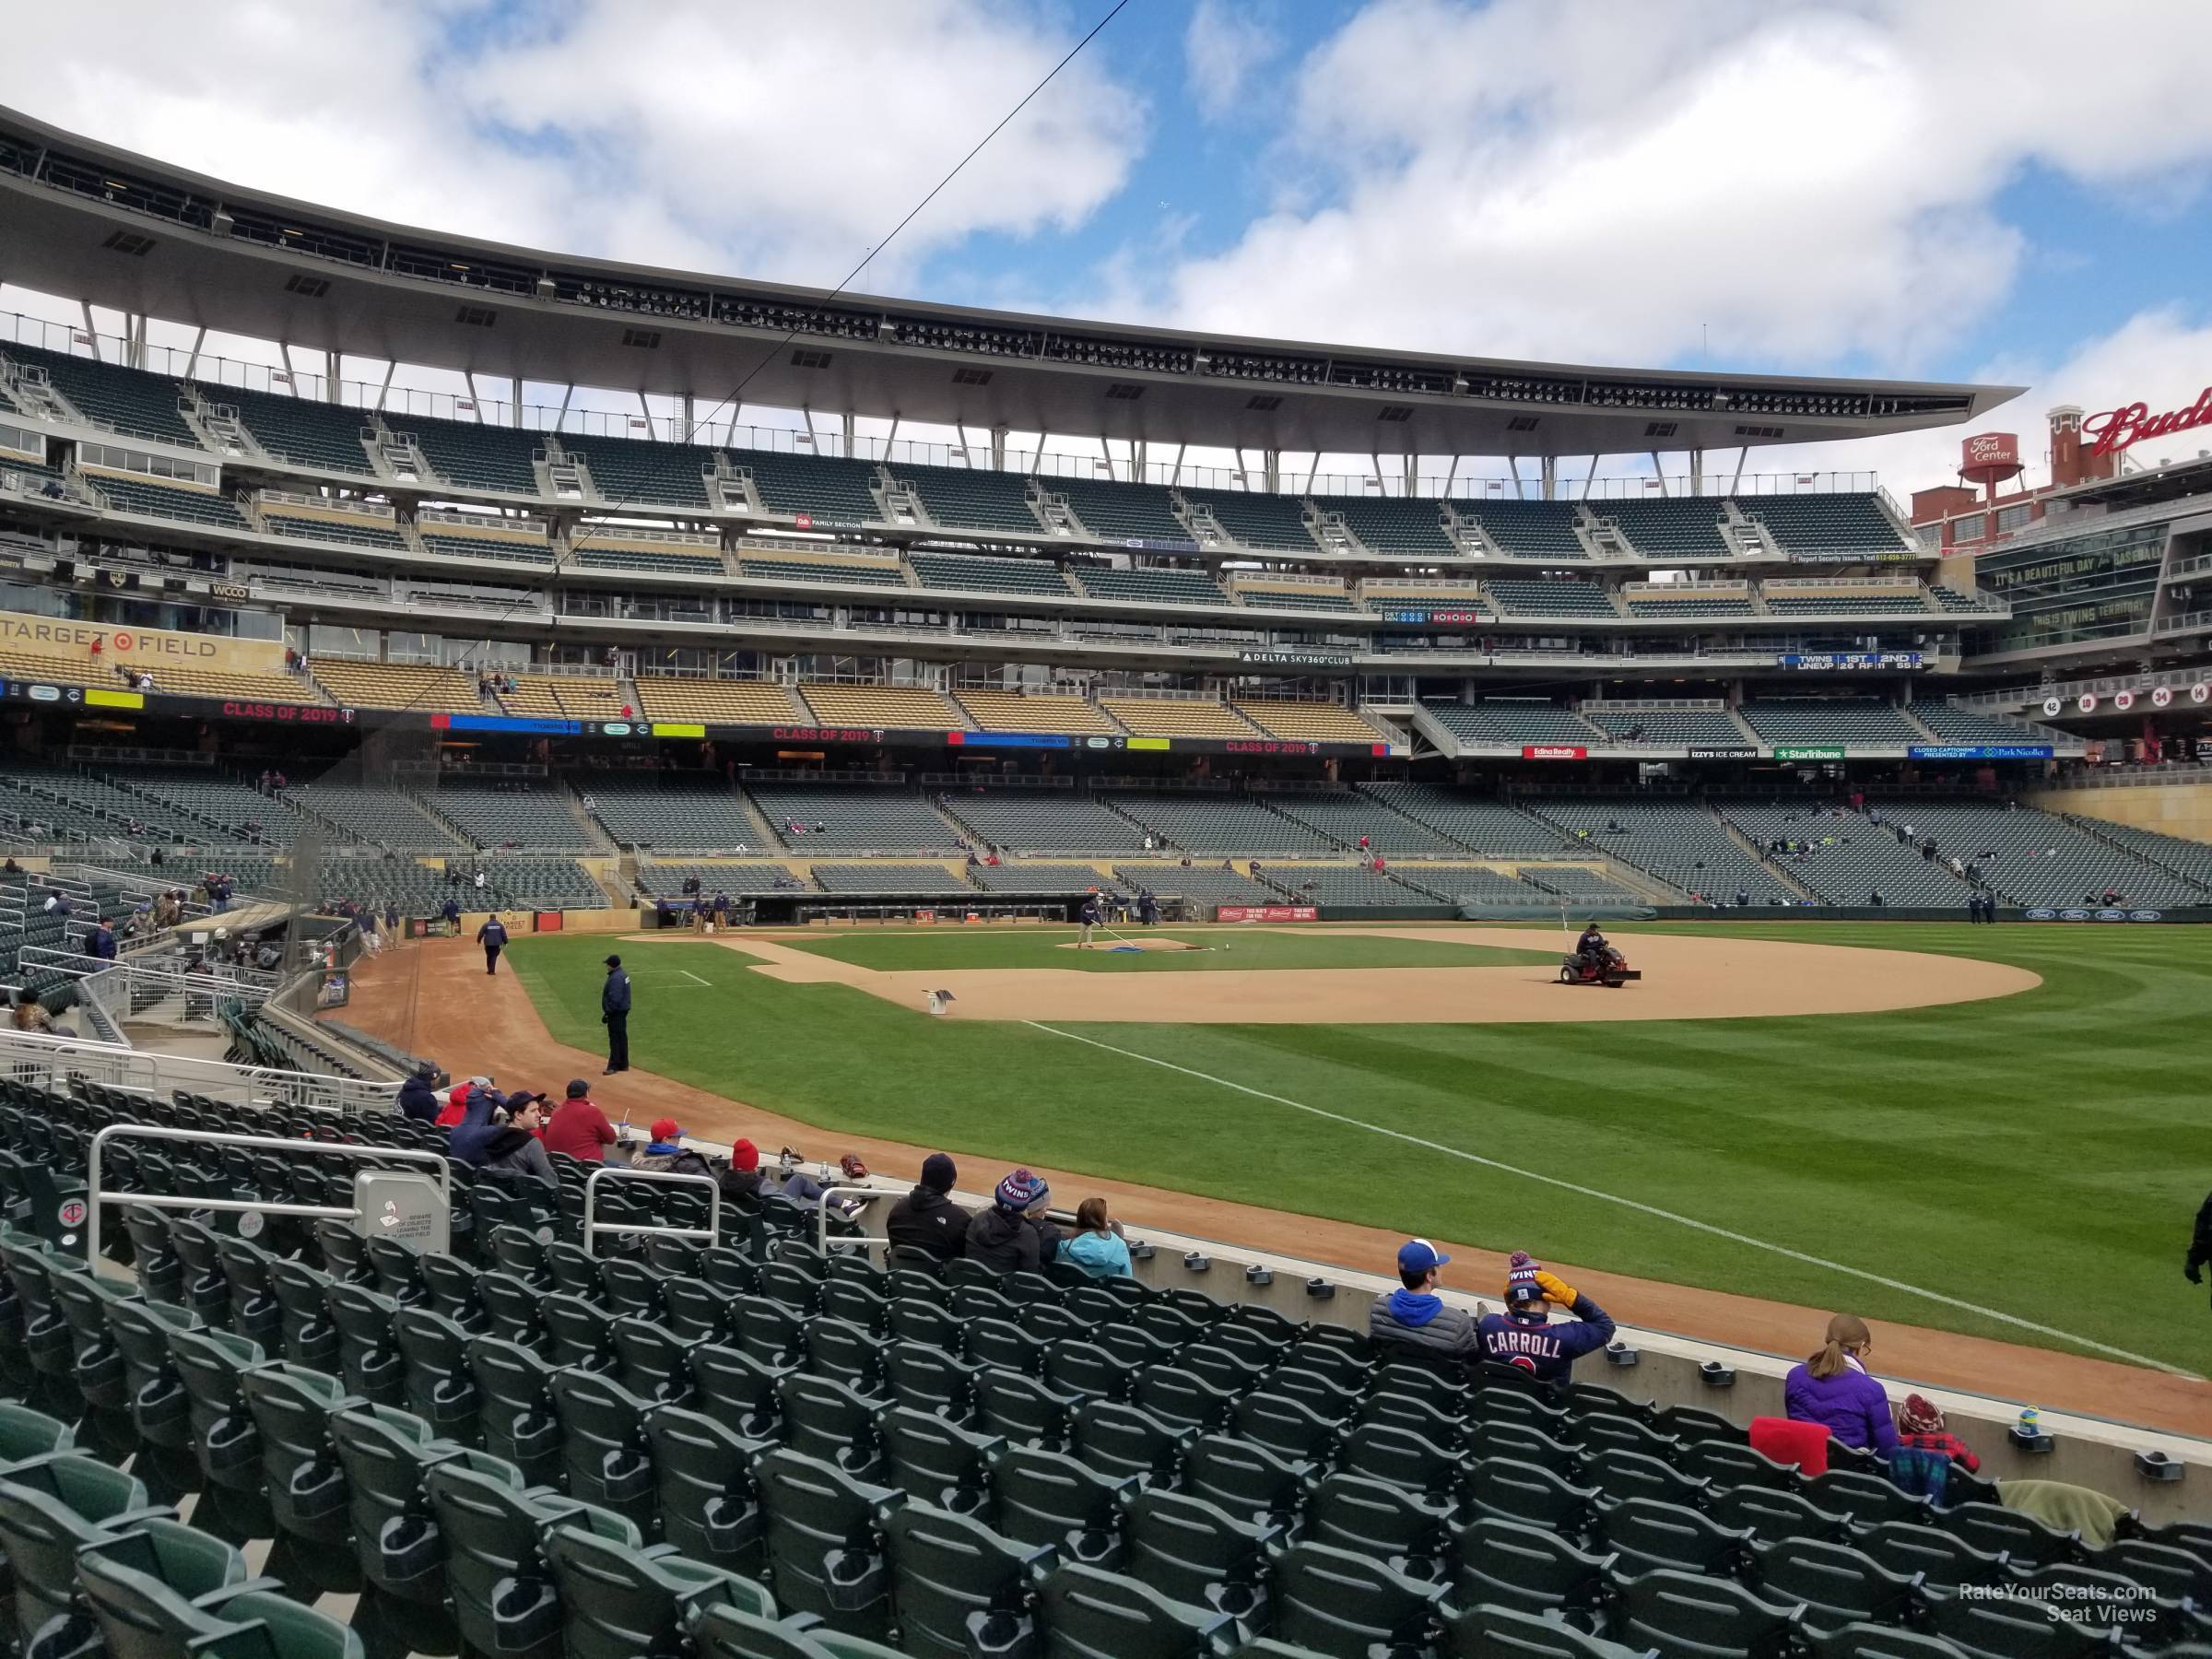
top-left (2188, 1189), bottom-right (2212, 1310)
top-left (476, 913), bottom-right (509, 975)
top-left (601, 954), bottom-right (631, 1075)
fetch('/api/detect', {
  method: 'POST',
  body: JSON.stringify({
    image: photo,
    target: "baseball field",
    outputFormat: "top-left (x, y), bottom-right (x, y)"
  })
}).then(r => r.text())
top-left (434, 918), bottom-right (2212, 1385)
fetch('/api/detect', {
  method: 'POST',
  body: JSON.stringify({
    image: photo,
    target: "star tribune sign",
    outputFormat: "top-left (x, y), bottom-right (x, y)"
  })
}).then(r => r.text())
top-left (2080, 388), bottom-right (2212, 457)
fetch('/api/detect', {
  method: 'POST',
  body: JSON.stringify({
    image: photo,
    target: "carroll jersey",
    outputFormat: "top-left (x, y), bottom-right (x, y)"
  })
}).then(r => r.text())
top-left (1475, 1298), bottom-right (1616, 1383)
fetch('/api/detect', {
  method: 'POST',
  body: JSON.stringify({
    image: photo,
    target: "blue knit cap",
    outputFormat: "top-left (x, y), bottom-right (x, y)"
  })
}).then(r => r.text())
top-left (995, 1169), bottom-right (1048, 1213)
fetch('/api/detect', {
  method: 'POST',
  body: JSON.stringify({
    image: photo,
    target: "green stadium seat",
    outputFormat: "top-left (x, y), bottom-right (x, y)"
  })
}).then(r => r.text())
top-left (235, 1363), bottom-right (363, 1556)
top-left (1033, 1560), bottom-right (1239, 1659)
top-left (545, 1519), bottom-right (773, 1659)
top-left (1919, 1589), bottom-right (2122, 1659)
top-left (543, 1291), bottom-right (619, 1373)
top-left (777, 1371), bottom-right (888, 1482)
top-left (1706, 1483), bottom-right (1853, 1548)
top-left (1119, 1486), bottom-right (1277, 1623)
top-left (45, 1268), bottom-right (134, 1444)
top-left (609, 1315), bottom-right (694, 1406)
top-left (754, 1448), bottom-right (906, 1640)
top-left (267, 1261), bottom-right (343, 1372)
top-left (976, 1368), bottom-right (1082, 1451)
top-left (1443, 1603), bottom-right (1659, 1658)
top-left (1045, 1341), bottom-right (1135, 1406)
top-left (1131, 1368), bottom-right (1236, 1434)
top-left (1462, 1459), bottom-right (1602, 1535)
top-left (694, 1605), bottom-right (914, 1659)
top-left (0, 1400), bottom-right (75, 1465)
top-left (1608, 1568), bottom-right (1803, 1659)
top-left (1231, 1391), bottom-right (1343, 1465)
top-left (806, 1317), bottom-right (888, 1395)
top-left (326, 1404), bottom-right (467, 1653)
top-left (1677, 1440), bottom-right (1801, 1492)
top-left (1801, 1469), bottom-right (1932, 1530)
top-left (1308, 1470), bottom-right (1454, 1580)
top-left (1066, 1399), bottom-right (1192, 1487)
top-left (390, 1307), bottom-right (478, 1443)
top-left (1180, 1435), bottom-right (1312, 1531)
top-left (0, 1451), bottom-right (171, 1646)
top-left (1337, 1420), bottom-right (1460, 1497)
top-left (70, 1520), bottom-right (293, 1659)
top-left (885, 1343), bottom-right (980, 1419)
top-left (1852, 1520), bottom-right (2009, 1590)
top-left (641, 1404), bottom-right (771, 1575)
top-left (1746, 1536), bottom-right (1918, 1634)
top-left (165, 1327), bottom-right (273, 1538)
top-left (476, 1269), bottom-right (547, 1348)
top-left (0, 1239), bottom-right (82, 1409)
top-left (1798, 1623), bottom-right (1977, 1659)
top-left (2088, 1536), bottom-right (2212, 1605)
top-left (210, 1235), bottom-right (286, 1354)
top-left (102, 1299), bottom-right (198, 1493)
top-left (1269, 1539), bottom-right (1450, 1659)
top-left (1582, 1449), bottom-right (1709, 1512)
top-left (324, 1282), bottom-right (405, 1407)
top-left (880, 1500), bottom-right (1056, 1658)
top-left (549, 1369), bottom-right (659, 1535)
top-left (690, 1342), bottom-right (791, 1439)
top-left (2006, 1561), bottom-right (2198, 1649)
top-left (733, 1294), bottom-right (810, 1368)
top-left (466, 1334), bottom-right (563, 1488)
top-left (1594, 1497), bottom-right (1753, 1577)
top-left (1453, 1517), bottom-right (1617, 1630)
top-left (425, 1455), bottom-right (642, 1659)
top-left (879, 1406), bottom-right (1003, 1516)
top-left (990, 1446), bottom-right (1133, 1566)
top-left (1936, 1502), bottom-right (2081, 1571)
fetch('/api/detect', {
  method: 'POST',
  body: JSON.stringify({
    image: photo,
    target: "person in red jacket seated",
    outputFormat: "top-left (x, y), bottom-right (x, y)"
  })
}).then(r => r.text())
top-left (541, 1077), bottom-right (620, 1163)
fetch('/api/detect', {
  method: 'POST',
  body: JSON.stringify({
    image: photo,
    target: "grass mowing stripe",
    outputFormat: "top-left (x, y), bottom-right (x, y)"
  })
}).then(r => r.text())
top-left (1022, 1019), bottom-right (2197, 1378)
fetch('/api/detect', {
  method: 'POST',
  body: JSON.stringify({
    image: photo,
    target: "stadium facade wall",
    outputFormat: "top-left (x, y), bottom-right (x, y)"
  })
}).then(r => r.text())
top-left (2031, 782), bottom-right (2212, 844)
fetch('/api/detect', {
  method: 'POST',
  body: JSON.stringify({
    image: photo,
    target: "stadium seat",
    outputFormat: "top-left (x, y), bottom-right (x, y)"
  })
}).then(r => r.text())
top-left (1594, 1496), bottom-right (1753, 1577)
top-left (1032, 1560), bottom-right (1239, 1659)
top-left (1746, 1536), bottom-right (1918, 1633)
top-left (467, 1335), bottom-right (564, 1488)
top-left (1119, 1486), bottom-right (1277, 1622)
top-left (0, 1450), bottom-right (171, 1644)
top-left (327, 1403), bottom-right (469, 1652)
top-left (1269, 1539), bottom-right (1449, 1659)
top-left (545, 1519), bottom-right (773, 1659)
top-left (1179, 1433), bottom-right (1312, 1530)
top-left (990, 1445), bottom-right (1132, 1565)
top-left (1445, 1606), bottom-right (1661, 1658)
top-left (236, 1362), bottom-right (365, 1590)
top-left (1607, 1568), bottom-right (1804, 1659)
top-left (753, 1448), bottom-right (905, 1640)
top-left (1453, 1518), bottom-right (1618, 1630)
top-left (426, 1455), bottom-right (642, 1659)
top-left (640, 1405), bottom-right (770, 1574)
top-left (1307, 1471), bottom-right (1454, 1580)
top-left (548, 1368), bottom-right (659, 1535)
top-left (880, 1500), bottom-right (1056, 1658)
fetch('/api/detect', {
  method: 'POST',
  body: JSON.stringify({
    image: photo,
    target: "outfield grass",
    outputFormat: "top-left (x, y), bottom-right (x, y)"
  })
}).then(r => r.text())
top-left (506, 923), bottom-right (2211, 1373)
top-left (774, 927), bottom-right (1558, 973)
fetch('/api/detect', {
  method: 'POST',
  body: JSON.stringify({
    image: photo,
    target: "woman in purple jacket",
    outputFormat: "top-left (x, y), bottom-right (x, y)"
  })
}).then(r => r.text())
top-left (1783, 1313), bottom-right (1899, 1458)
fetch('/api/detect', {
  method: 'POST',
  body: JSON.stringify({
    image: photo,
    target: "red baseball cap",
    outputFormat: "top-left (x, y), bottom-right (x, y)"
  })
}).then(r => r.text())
top-left (650, 1117), bottom-right (682, 1143)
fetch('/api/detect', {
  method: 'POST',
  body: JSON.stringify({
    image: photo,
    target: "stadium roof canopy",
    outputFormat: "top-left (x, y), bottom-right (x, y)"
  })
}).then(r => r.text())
top-left (0, 106), bottom-right (2019, 461)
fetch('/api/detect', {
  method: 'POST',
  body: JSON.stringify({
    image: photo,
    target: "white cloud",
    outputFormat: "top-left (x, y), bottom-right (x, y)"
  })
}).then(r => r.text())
top-left (0, 0), bottom-right (1146, 288)
top-left (1184, 0), bottom-right (1281, 124)
top-left (1145, 0), bottom-right (2212, 373)
top-left (1775, 307), bottom-right (2212, 501)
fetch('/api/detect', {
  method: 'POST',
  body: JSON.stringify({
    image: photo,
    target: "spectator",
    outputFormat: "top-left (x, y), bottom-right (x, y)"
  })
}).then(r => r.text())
top-left (886, 1153), bottom-right (970, 1263)
top-left (1783, 1313), bottom-right (1899, 1459)
top-left (1367, 1238), bottom-right (1480, 1366)
top-left (1061, 1197), bottom-right (1133, 1279)
top-left (965, 1169), bottom-right (1061, 1273)
top-left (454, 1092), bottom-right (557, 1182)
top-left (89, 918), bottom-right (117, 961)
top-left (1893, 1393), bottom-right (1981, 1477)
top-left (542, 1077), bottom-right (619, 1163)
top-left (435, 1074), bottom-right (494, 1128)
top-left (632, 1118), bottom-right (712, 1178)
top-left (11, 992), bottom-right (54, 1034)
top-left (719, 1139), bottom-right (828, 1207)
top-left (396, 1064), bottom-right (442, 1124)
top-left (440, 896), bottom-right (461, 934)
top-left (1475, 1251), bottom-right (1615, 1383)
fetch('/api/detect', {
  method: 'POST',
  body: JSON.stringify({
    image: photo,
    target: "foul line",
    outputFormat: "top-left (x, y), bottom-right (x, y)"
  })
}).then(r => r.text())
top-left (1024, 1021), bottom-right (2194, 1378)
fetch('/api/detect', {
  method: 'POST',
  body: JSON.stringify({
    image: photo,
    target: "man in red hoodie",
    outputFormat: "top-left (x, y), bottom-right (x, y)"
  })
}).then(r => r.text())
top-left (541, 1077), bottom-right (619, 1163)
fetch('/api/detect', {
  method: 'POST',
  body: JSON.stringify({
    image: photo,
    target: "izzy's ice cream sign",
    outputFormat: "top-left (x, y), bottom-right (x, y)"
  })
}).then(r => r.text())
top-left (2082, 388), bottom-right (2212, 457)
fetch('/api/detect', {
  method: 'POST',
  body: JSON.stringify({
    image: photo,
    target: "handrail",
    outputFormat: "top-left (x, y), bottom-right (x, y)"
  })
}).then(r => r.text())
top-left (86, 1122), bottom-right (449, 1268)
top-left (580, 1164), bottom-right (720, 1255)
top-left (814, 1183), bottom-right (891, 1254)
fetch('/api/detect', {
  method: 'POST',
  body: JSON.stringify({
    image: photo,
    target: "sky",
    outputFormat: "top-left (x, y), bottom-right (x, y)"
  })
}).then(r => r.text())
top-left (4, 0), bottom-right (2212, 499)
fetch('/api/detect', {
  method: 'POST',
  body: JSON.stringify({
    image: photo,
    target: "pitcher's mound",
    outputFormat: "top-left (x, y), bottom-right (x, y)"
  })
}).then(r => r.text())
top-left (1056, 937), bottom-right (1197, 953)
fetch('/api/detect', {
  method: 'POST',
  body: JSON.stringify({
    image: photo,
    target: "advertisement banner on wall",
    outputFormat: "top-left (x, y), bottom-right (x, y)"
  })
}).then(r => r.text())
top-left (1773, 746), bottom-right (1846, 760)
top-left (1214, 905), bottom-right (1320, 924)
top-left (1521, 745), bottom-right (1587, 760)
top-left (1686, 746), bottom-right (1759, 759)
top-left (1906, 745), bottom-right (2053, 760)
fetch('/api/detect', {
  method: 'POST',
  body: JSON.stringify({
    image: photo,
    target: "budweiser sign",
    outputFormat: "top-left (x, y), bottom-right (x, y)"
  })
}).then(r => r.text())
top-left (2082, 388), bottom-right (2212, 457)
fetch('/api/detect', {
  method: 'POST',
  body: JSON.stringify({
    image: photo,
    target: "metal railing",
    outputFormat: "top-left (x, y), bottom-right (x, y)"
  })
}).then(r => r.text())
top-left (814, 1183), bottom-right (895, 1254)
top-left (580, 1164), bottom-right (720, 1256)
top-left (86, 1123), bottom-right (448, 1270)
top-left (0, 1025), bottom-right (399, 1115)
